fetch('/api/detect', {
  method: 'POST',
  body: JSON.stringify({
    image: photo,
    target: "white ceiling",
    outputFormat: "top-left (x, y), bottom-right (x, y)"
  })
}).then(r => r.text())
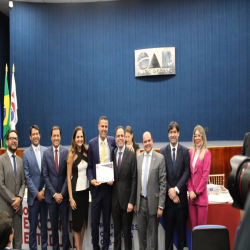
top-left (0, 0), bottom-right (118, 17)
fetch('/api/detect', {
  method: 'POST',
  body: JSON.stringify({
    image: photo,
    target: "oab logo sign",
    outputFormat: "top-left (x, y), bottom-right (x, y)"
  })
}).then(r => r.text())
top-left (135, 47), bottom-right (175, 77)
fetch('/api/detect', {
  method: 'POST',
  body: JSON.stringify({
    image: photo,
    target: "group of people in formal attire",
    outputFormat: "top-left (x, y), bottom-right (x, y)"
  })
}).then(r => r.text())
top-left (0, 116), bottom-right (217, 250)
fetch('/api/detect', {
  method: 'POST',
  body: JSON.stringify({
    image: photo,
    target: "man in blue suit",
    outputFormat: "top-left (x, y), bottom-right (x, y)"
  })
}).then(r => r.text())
top-left (23, 125), bottom-right (48, 250)
top-left (42, 126), bottom-right (69, 250)
top-left (87, 116), bottom-right (117, 250)
top-left (160, 121), bottom-right (190, 250)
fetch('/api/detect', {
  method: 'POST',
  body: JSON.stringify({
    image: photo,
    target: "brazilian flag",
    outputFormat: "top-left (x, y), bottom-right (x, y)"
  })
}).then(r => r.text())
top-left (3, 65), bottom-right (10, 148)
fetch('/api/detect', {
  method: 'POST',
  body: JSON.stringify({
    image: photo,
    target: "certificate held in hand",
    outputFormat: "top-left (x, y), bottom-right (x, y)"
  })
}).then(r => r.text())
top-left (96, 162), bottom-right (114, 183)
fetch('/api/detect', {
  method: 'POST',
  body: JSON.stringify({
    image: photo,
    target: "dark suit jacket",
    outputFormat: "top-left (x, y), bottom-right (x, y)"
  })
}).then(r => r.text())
top-left (160, 143), bottom-right (190, 208)
top-left (23, 145), bottom-right (47, 206)
top-left (87, 136), bottom-right (116, 198)
top-left (42, 145), bottom-right (69, 204)
top-left (241, 132), bottom-right (250, 157)
top-left (112, 147), bottom-right (137, 210)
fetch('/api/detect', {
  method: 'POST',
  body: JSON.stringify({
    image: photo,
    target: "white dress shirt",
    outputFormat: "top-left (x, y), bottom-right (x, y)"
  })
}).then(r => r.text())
top-left (53, 146), bottom-right (60, 167)
top-left (116, 144), bottom-right (125, 166)
top-left (170, 143), bottom-right (180, 194)
top-left (7, 150), bottom-right (17, 172)
top-left (141, 149), bottom-right (153, 195)
top-left (32, 144), bottom-right (41, 170)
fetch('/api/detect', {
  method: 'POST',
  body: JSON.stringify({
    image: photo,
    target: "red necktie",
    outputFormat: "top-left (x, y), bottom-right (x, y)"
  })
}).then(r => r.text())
top-left (55, 149), bottom-right (59, 173)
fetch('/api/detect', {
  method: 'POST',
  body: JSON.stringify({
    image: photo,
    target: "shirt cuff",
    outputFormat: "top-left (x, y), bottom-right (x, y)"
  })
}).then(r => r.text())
top-left (53, 193), bottom-right (56, 197)
top-left (175, 187), bottom-right (180, 194)
top-left (158, 206), bottom-right (164, 209)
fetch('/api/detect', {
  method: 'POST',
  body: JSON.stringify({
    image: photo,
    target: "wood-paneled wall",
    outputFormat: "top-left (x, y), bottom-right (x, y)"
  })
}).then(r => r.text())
top-left (0, 145), bottom-right (242, 188)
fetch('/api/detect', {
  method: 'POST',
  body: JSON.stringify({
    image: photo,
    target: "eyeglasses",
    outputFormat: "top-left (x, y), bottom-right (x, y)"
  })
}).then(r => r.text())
top-left (7, 137), bottom-right (19, 141)
top-left (193, 134), bottom-right (202, 139)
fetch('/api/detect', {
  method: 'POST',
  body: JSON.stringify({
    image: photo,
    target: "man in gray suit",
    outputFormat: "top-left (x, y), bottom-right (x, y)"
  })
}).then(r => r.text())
top-left (0, 130), bottom-right (26, 249)
top-left (241, 132), bottom-right (250, 157)
top-left (134, 131), bottom-right (166, 250)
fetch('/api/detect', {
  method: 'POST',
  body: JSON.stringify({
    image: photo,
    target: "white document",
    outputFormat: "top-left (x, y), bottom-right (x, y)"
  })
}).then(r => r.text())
top-left (96, 162), bottom-right (114, 183)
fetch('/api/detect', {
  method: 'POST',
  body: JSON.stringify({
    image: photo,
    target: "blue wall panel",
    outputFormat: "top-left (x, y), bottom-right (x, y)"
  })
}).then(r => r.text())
top-left (9, 0), bottom-right (250, 147)
top-left (0, 12), bottom-right (9, 135)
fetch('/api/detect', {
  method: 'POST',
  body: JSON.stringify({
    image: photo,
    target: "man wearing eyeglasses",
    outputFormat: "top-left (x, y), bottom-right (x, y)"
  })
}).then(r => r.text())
top-left (0, 130), bottom-right (26, 249)
top-left (160, 122), bottom-right (190, 250)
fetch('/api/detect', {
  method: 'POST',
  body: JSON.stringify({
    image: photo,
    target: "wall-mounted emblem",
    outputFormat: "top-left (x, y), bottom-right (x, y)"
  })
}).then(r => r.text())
top-left (135, 47), bottom-right (175, 77)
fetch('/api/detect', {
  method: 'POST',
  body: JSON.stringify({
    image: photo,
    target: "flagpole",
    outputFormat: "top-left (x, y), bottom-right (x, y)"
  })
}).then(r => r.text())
top-left (2, 64), bottom-right (8, 149)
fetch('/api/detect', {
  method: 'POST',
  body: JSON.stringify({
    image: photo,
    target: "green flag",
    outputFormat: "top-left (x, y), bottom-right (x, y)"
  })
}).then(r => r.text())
top-left (3, 64), bottom-right (10, 148)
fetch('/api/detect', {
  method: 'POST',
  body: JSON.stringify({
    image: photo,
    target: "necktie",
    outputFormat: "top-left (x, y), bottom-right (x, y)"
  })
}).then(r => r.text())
top-left (12, 155), bottom-right (17, 178)
top-left (55, 149), bottom-right (59, 173)
top-left (118, 152), bottom-right (122, 170)
top-left (100, 141), bottom-right (105, 163)
top-left (143, 154), bottom-right (149, 197)
top-left (173, 148), bottom-right (176, 170)
top-left (35, 147), bottom-right (41, 172)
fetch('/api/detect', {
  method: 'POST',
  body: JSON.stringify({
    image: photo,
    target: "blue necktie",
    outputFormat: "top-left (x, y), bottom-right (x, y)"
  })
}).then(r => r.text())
top-left (143, 154), bottom-right (149, 197)
top-left (172, 148), bottom-right (176, 170)
top-left (35, 147), bottom-right (41, 172)
top-left (12, 155), bottom-right (17, 178)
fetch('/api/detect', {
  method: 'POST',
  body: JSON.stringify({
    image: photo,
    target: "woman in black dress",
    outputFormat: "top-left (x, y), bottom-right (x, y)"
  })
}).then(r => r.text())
top-left (125, 125), bottom-right (140, 155)
top-left (67, 126), bottom-right (89, 250)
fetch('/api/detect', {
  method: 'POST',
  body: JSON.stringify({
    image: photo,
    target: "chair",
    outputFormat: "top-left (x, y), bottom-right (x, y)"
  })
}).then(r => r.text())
top-left (192, 225), bottom-right (230, 250)
top-left (207, 174), bottom-right (225, 186)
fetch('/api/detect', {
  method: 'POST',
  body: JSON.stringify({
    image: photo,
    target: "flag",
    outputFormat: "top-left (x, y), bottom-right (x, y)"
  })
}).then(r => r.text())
top-left (10, 64), bottom-right (18, 130)
top-left (0, 99), bottom-right (2, 141)
top-left (3, 64), bottom-right (10, 148)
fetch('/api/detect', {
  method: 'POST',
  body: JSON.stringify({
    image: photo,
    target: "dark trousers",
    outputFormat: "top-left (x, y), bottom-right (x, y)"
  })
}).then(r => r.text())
top-left (91, 185), bottom-right (112, 250)
top-left (112, 201), bottom-right (133, 250)
top-left (48, 200), bottom-right (69, 250)
top-left (164, 205), bottom-right (187, 250)
top-left (28, 201), bottom-right (48, 250)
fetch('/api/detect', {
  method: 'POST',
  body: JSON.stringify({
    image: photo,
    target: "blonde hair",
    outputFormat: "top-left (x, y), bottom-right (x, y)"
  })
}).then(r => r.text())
top-left (192, 125), bottom-right (207, 161)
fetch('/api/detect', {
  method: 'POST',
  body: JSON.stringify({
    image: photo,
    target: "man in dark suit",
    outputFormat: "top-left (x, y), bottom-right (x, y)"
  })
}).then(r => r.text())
top-left (87, 116), bottom-right (116, 250)
top-left (42, 126), bottom-right (69, 250)
top-left (241, 132), bottom-right (250, 156)
top-left (23, 125), bottom-right (48, 250)
top-left (0, 211), bottom-right (14, 250)
top-left (112, 126), bottom-right (137, 250)
top-left (134, 131), bottom-right (166, 250)
top-left (0, 130), bottom-right (26, 249)
top-left (160, 121), bottom-right (190, 250)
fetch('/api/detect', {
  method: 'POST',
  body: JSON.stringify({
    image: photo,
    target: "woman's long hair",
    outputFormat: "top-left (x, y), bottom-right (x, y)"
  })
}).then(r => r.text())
top-left (192, 125), bottom-right (207, 161)
top-left (69, 126), bottom-right (88, 159)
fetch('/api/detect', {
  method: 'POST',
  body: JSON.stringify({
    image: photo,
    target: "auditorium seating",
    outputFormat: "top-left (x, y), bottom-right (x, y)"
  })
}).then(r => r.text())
top-left (192, 225), bottom-right (230, 250)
